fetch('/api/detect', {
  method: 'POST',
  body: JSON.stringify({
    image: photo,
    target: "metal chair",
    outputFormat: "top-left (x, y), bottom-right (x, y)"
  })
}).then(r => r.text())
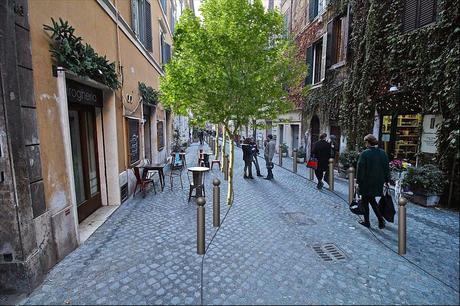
top-left (187, 169), bottom-right (206, 202)
top-left (168, 155), bottom-right (184, 190)
top-left (133, 166), bottom-right (156, 197)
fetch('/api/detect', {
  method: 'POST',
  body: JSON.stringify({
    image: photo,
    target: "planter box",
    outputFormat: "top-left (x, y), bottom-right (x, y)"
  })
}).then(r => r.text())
top-left (406, 193), bottom-right (440, 207)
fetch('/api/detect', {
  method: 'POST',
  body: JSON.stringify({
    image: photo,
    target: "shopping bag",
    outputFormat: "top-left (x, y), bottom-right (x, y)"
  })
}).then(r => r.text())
top-left (349, 185), bottom-right (365, 215)
top-left (378, 188), bottom-right (396, 223)
top-left (306, 157), bottom-right (318, 169)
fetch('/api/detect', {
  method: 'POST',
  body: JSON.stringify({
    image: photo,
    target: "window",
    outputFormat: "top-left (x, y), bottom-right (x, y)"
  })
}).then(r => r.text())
top-left (170, 0), bottom-right (175, 33)
top-left (160, 0), bottom-right (167, 14)
top-left (160, 32), bottom-right (171, 65)
top-left (402, 0), bottom-right (437, 32)
top-left (305, 39), bottom-right (323, 85)
top-left (326, 15), bottom-right (347, 67)
top-left (309, 0), bottom-right (328, 21)
top-left (131, 0), bottom-right (153, 51)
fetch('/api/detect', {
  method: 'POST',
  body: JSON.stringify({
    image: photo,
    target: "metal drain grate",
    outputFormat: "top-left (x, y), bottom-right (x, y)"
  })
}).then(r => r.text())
top-left (312, 243), bottom-right (346, 262)
top-left (280, 212), bottom-right (316, 225)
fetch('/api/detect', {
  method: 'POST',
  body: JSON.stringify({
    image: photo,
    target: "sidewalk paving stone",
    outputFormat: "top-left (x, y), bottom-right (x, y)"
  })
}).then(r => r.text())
top-left (22, 143), bottom-right (459, 305)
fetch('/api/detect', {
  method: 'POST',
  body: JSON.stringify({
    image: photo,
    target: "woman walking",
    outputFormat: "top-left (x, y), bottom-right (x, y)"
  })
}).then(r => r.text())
top-left (242, 138), bottom-right (254, 179)
top-left (356, 134), bottom-right (390, 229)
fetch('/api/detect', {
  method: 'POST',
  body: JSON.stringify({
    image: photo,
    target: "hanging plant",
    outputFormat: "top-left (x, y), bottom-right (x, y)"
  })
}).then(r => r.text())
top-left (43, 18), bottom-right (120, 89)
top-left (138, 82), bottom-right (159, 106)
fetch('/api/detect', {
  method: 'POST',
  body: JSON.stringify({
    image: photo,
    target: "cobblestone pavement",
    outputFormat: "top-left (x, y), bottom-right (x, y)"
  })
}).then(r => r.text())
top-left (263, 149), bottom-right (459, 293)
top-left (23, 142), bottom-right (459, 305)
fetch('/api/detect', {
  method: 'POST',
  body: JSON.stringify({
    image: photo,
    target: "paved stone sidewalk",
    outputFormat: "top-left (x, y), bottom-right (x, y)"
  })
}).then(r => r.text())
top-left (23, 142), bottom-right (459, 305)
top-left (263, 149), bottom-right (459, 293)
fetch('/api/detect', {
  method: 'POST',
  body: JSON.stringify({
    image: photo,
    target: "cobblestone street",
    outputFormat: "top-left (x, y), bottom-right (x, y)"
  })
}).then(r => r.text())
top-left (23, 143), bottom-right (459, 305)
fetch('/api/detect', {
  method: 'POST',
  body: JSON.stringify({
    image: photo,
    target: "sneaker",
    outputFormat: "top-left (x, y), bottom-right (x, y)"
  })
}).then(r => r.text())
top-left (378, 220), bottom-right (386, 229)
top-left (359, 221), bottom-right (371, 228)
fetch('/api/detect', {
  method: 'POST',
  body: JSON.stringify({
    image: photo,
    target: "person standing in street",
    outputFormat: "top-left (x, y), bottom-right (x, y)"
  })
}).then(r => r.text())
top-left (264, 135), bottom-right (276, 180)
top-left (251, 138), bottom-right (263, 177)
top-left (198, 130), bottom-right (204, 145)
top-left (356, 134), bottom-right (390, 229)
top-left (311, 133), bottom-right (332, 190)
top-left (242, 138), bottom-right (254, 179)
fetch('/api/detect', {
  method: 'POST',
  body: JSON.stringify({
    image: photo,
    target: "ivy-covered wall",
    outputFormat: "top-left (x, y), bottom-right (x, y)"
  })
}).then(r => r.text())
top-left (340, 0), bottom-right (459, 207)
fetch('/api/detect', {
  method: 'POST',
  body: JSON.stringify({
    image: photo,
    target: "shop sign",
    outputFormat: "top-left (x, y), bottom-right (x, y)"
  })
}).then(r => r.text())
top-left (157, 121), bottom-right (164, 151)
top-left (420, 115), bottom-right (442, 154)
top-left (128, 119), bottom-right (140, 164)
top-left (66, 79), bottom-right (103, 107)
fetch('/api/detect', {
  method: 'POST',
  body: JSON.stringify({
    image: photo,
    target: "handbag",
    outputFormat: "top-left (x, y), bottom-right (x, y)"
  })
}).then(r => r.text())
top-left (378, 187), bottom-right (396, 223)
top-left (306, 157), bottom-right (318, 169)
top-left (349, 186), bottom-right (365, 215)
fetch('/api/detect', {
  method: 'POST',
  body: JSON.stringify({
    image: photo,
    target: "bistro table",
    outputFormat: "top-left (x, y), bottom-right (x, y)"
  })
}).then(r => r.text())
top-left (141, 163), bottom-right (167, 191)
top-left (187, 166), bottom-right (209, 198)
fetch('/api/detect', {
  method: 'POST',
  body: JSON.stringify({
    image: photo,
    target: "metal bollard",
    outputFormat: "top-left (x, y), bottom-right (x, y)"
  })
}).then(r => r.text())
top-left (398, 196), bottom-right (408, 255)
top-left (309, 167), bottom-right (314, 181)
top-left (212, 179), bottom-right (221, 227)
top-left (348, 167), bottom-right (355, 204)
top-left (279, 145), bottom-right (283, 166)
top-left (224, 154), bottom-right (229, 180)
top-left (293, 149), bottom-right (298, 173)
top-left (328, 158), bottom-right (335, 191)
top-left (197, 197), bottom-right (206, 255)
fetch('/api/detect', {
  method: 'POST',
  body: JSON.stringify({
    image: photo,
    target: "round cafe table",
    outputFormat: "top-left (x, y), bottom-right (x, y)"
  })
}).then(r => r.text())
top-left (187, 166), bottom-right (209, 197)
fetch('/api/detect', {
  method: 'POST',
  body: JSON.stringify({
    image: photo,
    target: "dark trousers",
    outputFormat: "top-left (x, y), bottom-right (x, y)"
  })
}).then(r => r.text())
top-left (252, 155), bottom-right (261, 175)
top-left (362, 195), bottom-right (384, 224)
top-left (265, 160), bottom-right (273, 179)
top-left (315, 168), bottom-right (329, 184)
top-left (244, 159), bottom-right (253, 177)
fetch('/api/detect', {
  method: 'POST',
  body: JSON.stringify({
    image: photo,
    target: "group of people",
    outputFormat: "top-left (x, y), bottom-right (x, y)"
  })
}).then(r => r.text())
top-left (311, 132), bottom-right (390, 229)
top-left (241, 134), bottom-right (276, 180)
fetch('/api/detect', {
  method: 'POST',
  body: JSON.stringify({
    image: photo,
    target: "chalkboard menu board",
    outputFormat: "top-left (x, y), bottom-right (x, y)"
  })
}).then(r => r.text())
top-left (157, 121), bottom-right (164, 151)
top-left (128, 119), bottom-right (140, 164)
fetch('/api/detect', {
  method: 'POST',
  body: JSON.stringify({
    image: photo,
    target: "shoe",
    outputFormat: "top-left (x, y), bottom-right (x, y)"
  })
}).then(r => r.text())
top-left (316, 182), bottom-right (323, 190)
top-left (248, 176), bottom-right (254, 179)
top-left (264, 177), bottom-right (273, 180)
top-left (257, 174), bottom-right (263, 177)
top-left (378, 220), bottom-right (386, 229)
top-left (359, 221), bottom-right (371, 228)
top-left (244, 175), bottom-right (248, 179)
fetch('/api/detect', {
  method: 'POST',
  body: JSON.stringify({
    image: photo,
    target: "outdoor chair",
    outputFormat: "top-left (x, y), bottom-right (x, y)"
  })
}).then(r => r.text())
top-left (168, 154), bottom-right (184, 191)
top-left (187, 169), bottom-right (206, 202)
top-left (133, 166), bottom-right (156, 198)
top-left (211, 159), bottom-right (221, 170)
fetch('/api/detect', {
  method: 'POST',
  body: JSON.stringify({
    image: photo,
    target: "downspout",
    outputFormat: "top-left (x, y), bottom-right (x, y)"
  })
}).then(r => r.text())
top-left (115, 0), bottom-right (128, 173)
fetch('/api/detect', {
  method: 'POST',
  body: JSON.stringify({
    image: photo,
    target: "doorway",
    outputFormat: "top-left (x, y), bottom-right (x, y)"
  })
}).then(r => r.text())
top-left (69, 105), bottom-right (102, 222)
top-left (310, 115), bottom-right (320, 148)
top-left (291, 124), bottom-right (300, 151)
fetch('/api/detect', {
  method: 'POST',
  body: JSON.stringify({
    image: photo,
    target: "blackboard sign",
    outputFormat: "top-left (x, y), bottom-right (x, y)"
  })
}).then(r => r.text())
top-left (128, 119), bottom-right (140, 164)
top-left (157, 121), bottom-right (164, 151)
top-left (66, 79), bottom-right (103, 107)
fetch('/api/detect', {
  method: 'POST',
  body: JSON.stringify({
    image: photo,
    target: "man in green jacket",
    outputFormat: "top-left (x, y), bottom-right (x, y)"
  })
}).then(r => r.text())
top-left (357, 134), bottom-right (390, 229)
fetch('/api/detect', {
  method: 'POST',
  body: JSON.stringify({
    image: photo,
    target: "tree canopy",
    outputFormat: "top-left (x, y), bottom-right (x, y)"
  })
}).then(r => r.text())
top-left (160, 0), bottom-right (307, 133)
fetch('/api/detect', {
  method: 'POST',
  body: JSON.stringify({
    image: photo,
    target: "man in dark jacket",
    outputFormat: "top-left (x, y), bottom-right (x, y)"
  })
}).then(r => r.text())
top-left (357, 134), bottom-right (390, 229)
top-left (311, 133), bottom-right (332, 190)
top-left (250, 138), bottom-right (262, 177)
top-left (242, 138), bottom-right (254, 179)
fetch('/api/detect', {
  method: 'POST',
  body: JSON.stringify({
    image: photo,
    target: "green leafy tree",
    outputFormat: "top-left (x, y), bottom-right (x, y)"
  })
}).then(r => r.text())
top-left (161, 0), bottom-right (307, 204)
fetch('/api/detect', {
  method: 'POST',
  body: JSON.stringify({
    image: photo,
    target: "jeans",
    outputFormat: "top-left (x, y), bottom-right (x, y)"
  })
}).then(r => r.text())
top-left (362, 194), bottom-right (384, 224)
top-left (244, 159), bottom-right (253, 177)
top-left (265, 160), bottom-right (273, 179)
top-left (252, 155), bottom-right (261, 175)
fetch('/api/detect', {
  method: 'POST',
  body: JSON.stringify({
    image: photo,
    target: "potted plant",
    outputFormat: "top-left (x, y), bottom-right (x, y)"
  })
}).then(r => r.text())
top-left (296, 146), bottom-right (306, 163)
top-left (338, 150), bottom-right (360, 178)
top-left (280, 143), bottom-right (289, 157)
top-left (401, 164), bottom-right (445, 207)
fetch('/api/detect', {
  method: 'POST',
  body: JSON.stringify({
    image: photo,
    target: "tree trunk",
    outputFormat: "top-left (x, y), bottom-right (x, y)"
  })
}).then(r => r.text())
top-left (214, 124), bottom-right (219, 159)
top-left (221, 129), bottom-right (227, 171)
top-left (226, 134), bottom-right (235, 205)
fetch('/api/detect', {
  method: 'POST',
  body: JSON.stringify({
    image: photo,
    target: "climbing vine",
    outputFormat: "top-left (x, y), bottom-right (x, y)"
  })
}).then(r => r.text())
top-left (138, 82), bottom-right (159, 106)
top-left (339, 0), bottom-right (459, 207)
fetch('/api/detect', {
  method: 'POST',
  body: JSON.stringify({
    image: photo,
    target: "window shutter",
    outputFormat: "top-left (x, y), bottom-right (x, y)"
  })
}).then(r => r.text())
top-left (305, 46), bottom-right (313, 85)
top-left (403, 0), bottom-right (418, 32)
top-left (326, 20), bottom-right (334, 68)
top-left (309, 0), bottom-right (316, 22)
top-left (419, 0), bottom-right (436, 27)
top-left (165, 43), bottom-right (171, 64)
top-left (145, 1), bottom-right (152, 51)
top-left (131, 0), bottom-right (139, 34)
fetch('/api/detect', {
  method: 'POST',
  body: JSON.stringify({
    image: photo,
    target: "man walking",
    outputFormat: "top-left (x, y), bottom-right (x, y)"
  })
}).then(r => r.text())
top-left (264, 135), bottom-right (276, 180)
top-left (311, 133), bottom-right (332, 189)
top-left (251, 138), bottom-right (263, 177)
top-left (242, 138), bottom-right (254, 179)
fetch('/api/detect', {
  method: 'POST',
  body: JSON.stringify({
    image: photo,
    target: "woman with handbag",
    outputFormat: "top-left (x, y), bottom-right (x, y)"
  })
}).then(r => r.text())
top-left (356, 134), bottom-right (390, 229)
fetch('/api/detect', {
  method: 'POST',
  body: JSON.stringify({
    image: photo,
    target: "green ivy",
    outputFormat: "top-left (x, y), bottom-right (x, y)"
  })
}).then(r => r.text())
top-left (138, 82), bottom-right (159, 106)
top-left (44, 18), bottom-right (120, 89)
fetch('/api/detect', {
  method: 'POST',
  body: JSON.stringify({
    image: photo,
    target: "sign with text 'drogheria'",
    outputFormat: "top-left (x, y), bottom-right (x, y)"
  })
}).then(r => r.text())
top-left (66, 79), bottom-right (103, 107)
